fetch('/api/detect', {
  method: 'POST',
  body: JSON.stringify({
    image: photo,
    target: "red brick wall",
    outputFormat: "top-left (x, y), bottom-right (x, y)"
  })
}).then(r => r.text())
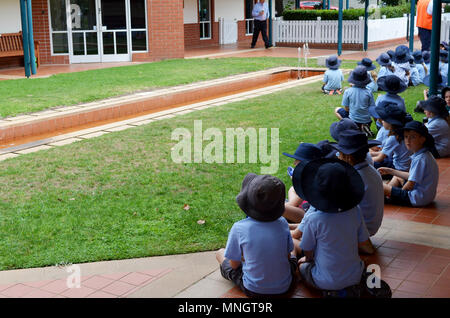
top-left (183, 22), bottom-right (219, 49)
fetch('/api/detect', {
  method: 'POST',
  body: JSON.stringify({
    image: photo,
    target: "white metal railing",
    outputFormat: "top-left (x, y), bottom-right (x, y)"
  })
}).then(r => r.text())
top-left (273, 18), bottom-right (364, 44)
top-left (245, 18), bottom-right (254, 35)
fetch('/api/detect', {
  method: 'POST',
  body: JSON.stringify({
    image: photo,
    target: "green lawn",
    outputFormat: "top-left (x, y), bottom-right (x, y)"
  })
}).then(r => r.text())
top-left (0, 57), bottom-right (356, 119)
top-left (0, 67), bottom-right (427, 270)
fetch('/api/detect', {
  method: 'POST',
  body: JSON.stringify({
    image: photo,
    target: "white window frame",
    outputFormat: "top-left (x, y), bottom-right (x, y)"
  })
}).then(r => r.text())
top-left (48, 0), bottom-right (69, 56)
top-left (199, 0), bottom-right (211, 40)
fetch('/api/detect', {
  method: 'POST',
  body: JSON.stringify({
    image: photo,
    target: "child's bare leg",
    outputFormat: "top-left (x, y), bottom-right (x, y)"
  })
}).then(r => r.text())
top-left (289, 223), bottom-right (299, 231)
top-left (335, 107), bottom-right (343, 120)
top-left (216, 248), bottom-right (225, 265)
top-left (292, 238), bottom-right (302, 257)
top-left (287, 186), bottom-right (303, 206)
top-left (383, 183), bottom-right (392, 197)
top-left (388, 176), bottom-right (403, 188)
top-left (284, 205), bottom-right (305, 223)
top-left (359, 238), bottom-right (375, 255)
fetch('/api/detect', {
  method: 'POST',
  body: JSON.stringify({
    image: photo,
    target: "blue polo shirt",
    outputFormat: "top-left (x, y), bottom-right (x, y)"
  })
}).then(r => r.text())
top-left (376, 126), bottom-right (390, 146)
top-left (323, 69), bottom-right (344, 90)
top-left (342, 86), bottom-right (375, 124)
top-left (375, 93), bottom-right (406, 112)
top-left (252, 2), bottom-right (269, 20)
top-left (224, 216), bottom-right (293, 294)
top-left (299, 206), bottom-right (369, 291)
top-left (354, 161), bottom-right (384, 236)
top-left (416, 63), bottom-right (426, 81)
top-left (408, 148), bottom-right (439, 206)
top-left (439, 62), bottom-right (448, 86)
top-left (377, 66), bottom-right (395, 79)
top-left (392, 62), bottom-right (410, 86)
top-left (382, 135), bottom-right (411, 171)
top-left (426, 116), bottom-right (450, 157)
top-left (410, 65), bottom-right (422, 86)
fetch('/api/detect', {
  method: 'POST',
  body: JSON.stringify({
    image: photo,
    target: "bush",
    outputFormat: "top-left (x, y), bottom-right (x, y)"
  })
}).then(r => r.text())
top-left (379, 3), bottom-right (411, 18)
top-left (445, 4), bottom-right (450, 13)
top-left (282, 8), bottom-right (373, 20)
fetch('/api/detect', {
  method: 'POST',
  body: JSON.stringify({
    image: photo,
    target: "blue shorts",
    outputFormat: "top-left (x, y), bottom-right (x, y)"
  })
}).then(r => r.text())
top-left (388, 186), bottom-right (412, 206)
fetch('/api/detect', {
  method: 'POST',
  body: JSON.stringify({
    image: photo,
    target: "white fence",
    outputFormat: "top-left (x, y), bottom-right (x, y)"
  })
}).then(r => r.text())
top-left (440, 13), bottom-right (450, 43)
top-left (273, 18), bottom-right (364, 44)
top-left (219, 18), bottom-right (238, 44)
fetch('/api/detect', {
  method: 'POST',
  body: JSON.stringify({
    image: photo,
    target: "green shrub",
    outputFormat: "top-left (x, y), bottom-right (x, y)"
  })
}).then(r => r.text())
top-left (379, 3), bottom-right (411, 18)
top-left (445, 4), bottom-right (450, 13)
top-left (282, 8), bottom-right (372, 21)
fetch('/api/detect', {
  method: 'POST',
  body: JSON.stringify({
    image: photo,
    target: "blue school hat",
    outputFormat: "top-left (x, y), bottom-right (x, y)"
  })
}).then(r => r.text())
top-left (376, 53), bottom-right (391, 67)
top-left (421, 95), bottom-right (449, 119)
top-left (423, 73), bottom-right (444, 89)
top-left (439, 50), bottom-right (448, 63)
top-left (413, 50), bottom-right (424, 64)
top-left (316, 140), bottom-right (338, 159)
top-left (358, 57), bottom-right (376, 71)
top-left (326, 55), bottom-right (342, 70)
top-left (330, 129), bottom-right (369, 155)
top-left (377, 75), bottom-right (407, 94)
top-left (374, 101), bottom-right (407, 127)
top-left (441, 41), bottom-right (449, 51)
top-left (292, 158), bottom-right (365, 213)
top-left (348, 65), bottom-right (371, 87)
top-left (329, 118), bottom-right (358, 141)
top-left (422, 51), bottom-right (431, 64)
top-left (282, 142), bottom-right (322, 162)
top-left (394, 45), bottom-right (410, 64)
top-left (236, 173), bottom-right (286, 222)
top-left (387, 50), bottom-right (395, 59)
top-left (409, 56), bottom-right (415, 66)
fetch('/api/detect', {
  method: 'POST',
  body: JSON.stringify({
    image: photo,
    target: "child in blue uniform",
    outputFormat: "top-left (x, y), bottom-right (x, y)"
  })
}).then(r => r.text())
top-left (409, 56), bottom-right (422, 86)
top-left (392, 45), bottom-right (411, 87)
top-left (322, 55), bottom-right (344, 95)
top-left (376, 53), bottom-right (395, 79)
top-left (413, 50), bottom-right (427, 81)
top-left (439, 50), bottom-right (448, 86)
top-left (422, 96), bottom-right (450, 157)
top-left (370, 102), bottom-right (412, 172)
top-left (423, 51), bottom-right (431, 73)
top-left (335, 66), bottom-right (376, 137)
top-left (331, 130), bottom-right (384, 254)
top-left (291, 158), bottom-right (370, 293)
top-left (379, 121), bottom-right (439, 207)
top-left (216, 173), bottom-right (297, 298)
top-left (358, 58), bottom-right (378, 93)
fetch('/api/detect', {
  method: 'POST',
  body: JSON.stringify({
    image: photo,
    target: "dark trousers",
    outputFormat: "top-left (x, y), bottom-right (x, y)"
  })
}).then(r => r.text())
top-left (251, 20), bottom-right (269, 47)
top-left (418, 27), bottom-right (432, 52)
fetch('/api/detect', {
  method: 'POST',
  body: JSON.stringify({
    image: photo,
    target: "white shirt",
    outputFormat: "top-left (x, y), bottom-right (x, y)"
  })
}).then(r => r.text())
top-left (252, 2), bottom-right (270, 21)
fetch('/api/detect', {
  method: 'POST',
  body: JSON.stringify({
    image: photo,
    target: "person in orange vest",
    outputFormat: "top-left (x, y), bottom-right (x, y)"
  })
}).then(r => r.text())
top-left (416, 0), bottom-right (434, 52)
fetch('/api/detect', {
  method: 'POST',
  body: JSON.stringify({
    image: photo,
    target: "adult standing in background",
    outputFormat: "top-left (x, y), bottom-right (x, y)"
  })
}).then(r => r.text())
top-left (416, 0), bottom-right (434, 52)
top-left (251, 0), bottom-right (272, 49)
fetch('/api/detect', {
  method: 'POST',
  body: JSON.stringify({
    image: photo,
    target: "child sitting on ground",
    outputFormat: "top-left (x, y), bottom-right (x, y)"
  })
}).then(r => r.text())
top-left (322, 55), bottom-right (344, 95)
top-left (335, 65), bottom-right (376, 138)
top-left (283, 142), bottom-right (323, 223)
top-left (290, 158), bottom-right (371, 294)
top-left (378, 121), bottom-right (439, 207)
top-left (409, 56), bottom-right (422, 86)
top-left (439, 50), bottom-right (449, 86)
top-left (331, 130), bottom-right (384, 254)
top-left (413, 50), bottom-right (427, 81)
top-left (370, 101), bottom-right (412, 172)
top-left (376, 53), bottom-right (396, 79)
top-left (392, 45), bottom-right (411, 87)
top-left (422, 96), bottom-right (450, 158)
top-left (358, 58), bottom-right (378, 93)
top-left (216, 173), bottom-right (297, 298)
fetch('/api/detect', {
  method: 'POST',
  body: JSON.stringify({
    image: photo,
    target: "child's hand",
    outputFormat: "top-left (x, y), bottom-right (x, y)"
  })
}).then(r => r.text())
top-left (378, 167), bottom-right (392, 175)
top-left (298, 256), bottom-right (309, 265)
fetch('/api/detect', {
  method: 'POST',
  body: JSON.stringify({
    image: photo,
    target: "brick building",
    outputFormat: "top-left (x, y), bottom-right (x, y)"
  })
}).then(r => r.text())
top-left (0, 0), bottom-right (274, 66)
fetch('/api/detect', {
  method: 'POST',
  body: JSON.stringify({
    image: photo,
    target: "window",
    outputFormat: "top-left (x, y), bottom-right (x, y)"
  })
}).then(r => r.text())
top-left (199, 0), bottom-right (211, 39)
top-left (49, 0), bottom-right (69, 54)
top-left (130, 0), bottom-right (147, 51)
top-left (245, 0), bottom-right (256, 35)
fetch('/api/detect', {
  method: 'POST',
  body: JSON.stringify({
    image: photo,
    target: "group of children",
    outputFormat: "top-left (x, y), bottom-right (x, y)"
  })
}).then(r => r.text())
top-left (216, 45), bottom-right (450, 298)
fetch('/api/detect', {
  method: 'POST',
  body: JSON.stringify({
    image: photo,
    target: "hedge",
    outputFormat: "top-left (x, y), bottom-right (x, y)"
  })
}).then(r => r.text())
top-left (282, 4), bottom-right (411, 21)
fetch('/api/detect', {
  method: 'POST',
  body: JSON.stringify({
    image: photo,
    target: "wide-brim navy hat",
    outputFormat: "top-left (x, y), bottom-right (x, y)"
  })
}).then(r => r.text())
top-left (413, 50), bottom-right (424, 64)
top-left (329, 118), bottom-right (358, 141)
top-left (292, 158), bottom-right (365, 213)
top-left (377, 75), bottom-right (407, 94)
top-left (330, 129), bottom-right (369, 155)
top-left (440, 50), bottom-right (448, 63)
top-left (422, 51), bottom-right (431, 64)
top-left (282, 142), bottom-right (323, 162)
top-left (376, 53), bottom-right (391, 67)
top-left (387, 50), bottom-right (395, 59)
top-left (348, 65), bottom-right (371, 87)
top-left (236, 173), bottom-right (286, 222)
top-left (422, 96), bottom-right (449, 118)
top-left (316, 140), bottom-right (338, 159)
top-left (394, 45), bottom-right (410, 64)
top-left (326, 55), bottom-right (342, 70)
top-left (358, 58), bottom-right (376, 71)
top-left (375, 101), bottom-right (407, 126)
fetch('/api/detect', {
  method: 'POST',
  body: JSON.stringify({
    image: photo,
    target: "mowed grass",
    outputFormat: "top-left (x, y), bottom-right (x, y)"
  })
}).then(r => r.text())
top-left (0, 57), bottom-right (356, 119)
top-left (0, 65), bottom-right (427, 270)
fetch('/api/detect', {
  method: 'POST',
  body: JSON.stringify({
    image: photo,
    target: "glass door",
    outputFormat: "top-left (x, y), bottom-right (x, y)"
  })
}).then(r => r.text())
top-left (99, 0), bottom-right (131, 62)
top-left (67, 0), bottom-right (101, 63)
